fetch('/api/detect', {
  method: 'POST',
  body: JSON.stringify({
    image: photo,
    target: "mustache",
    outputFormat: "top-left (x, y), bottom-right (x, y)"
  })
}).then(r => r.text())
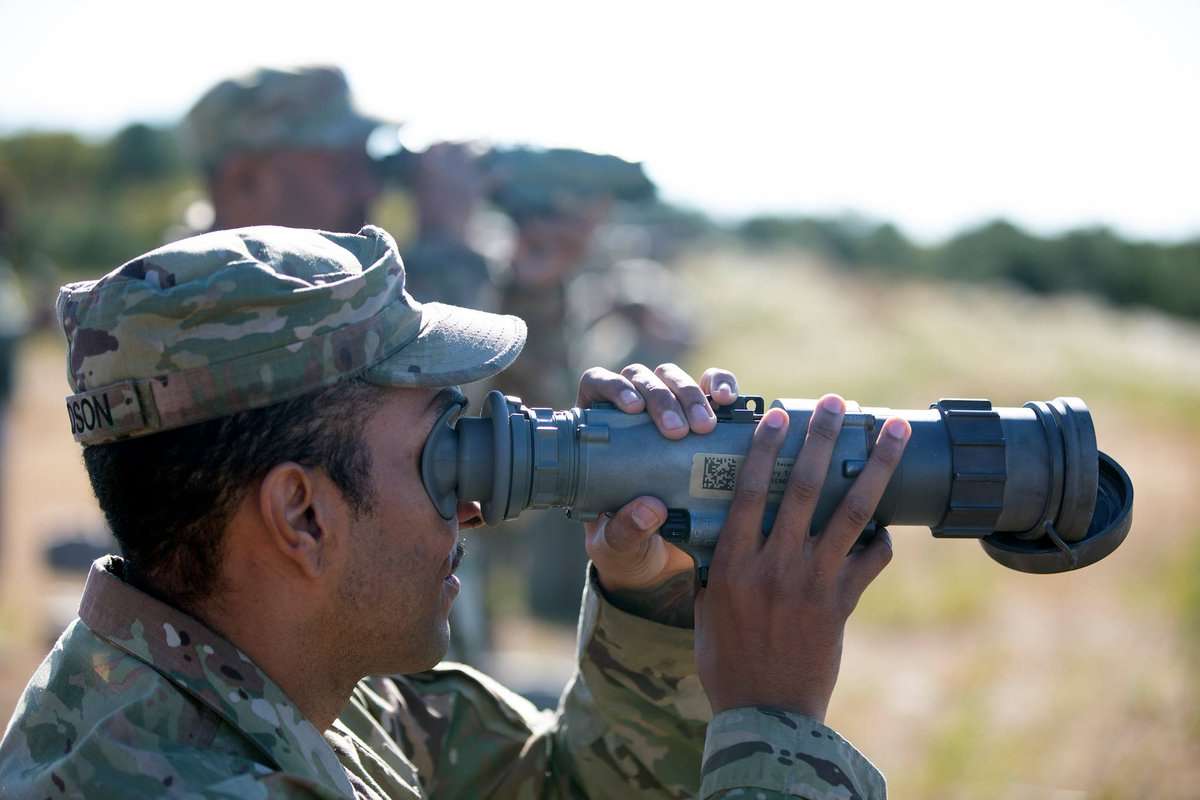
top-left (450, 540), bottom-right (466, 573)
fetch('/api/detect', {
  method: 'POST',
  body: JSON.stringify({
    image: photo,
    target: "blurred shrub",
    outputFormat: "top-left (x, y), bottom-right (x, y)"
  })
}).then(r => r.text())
top-left (739, 213), bottom-right (920, 270)
top-left (0, 125), bottom-right (197, 276)
top-left (104, 124), bottom-right (184, 186)
top-left (738, 214), bottom-right (1200, 321)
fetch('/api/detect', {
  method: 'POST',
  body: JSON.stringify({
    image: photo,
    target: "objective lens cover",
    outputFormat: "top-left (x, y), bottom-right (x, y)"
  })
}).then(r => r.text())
top-left (980, 452), bottom-right (1133, 573)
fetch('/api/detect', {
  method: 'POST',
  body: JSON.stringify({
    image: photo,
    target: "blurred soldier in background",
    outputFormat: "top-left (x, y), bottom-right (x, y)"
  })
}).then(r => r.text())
top-left (499, 197), bottom-right (611, 408)
top-left (491, 192), bottom-right (609, 631)
top-left (182, 66), bottom-right (384, 233)
top-left (380, 143), bottom-right (683, 636)
top-left (489, 147), bottom-right (659, 410)
top-left (0, 190), bottom-right (30, 567)
top-left (184, 66), bottom-right (498, 320)
top-left (485, 149), bottom-right (663, 625)
top-left (400, 142), bottom-right (496, 314)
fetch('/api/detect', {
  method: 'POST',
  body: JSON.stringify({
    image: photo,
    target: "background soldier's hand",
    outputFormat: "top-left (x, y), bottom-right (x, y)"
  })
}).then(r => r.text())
top-left (575, 364), bottom-right (737, 616)
top-left (695, 394), bottom-right (911, 721)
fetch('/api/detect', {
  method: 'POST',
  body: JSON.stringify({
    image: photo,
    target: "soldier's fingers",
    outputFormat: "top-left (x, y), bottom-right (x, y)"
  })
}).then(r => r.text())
top-left (839, 527), bottom-right (894, 613)
top-left (621, 363), bottom-right (690, 439)
top-left (577, 367), bottom-right (644, 412)
top-left (713, 408), bottom-right (790, 565)
top-left (817, 417), bottom-right (910, 572)
top-left (699, 368), bottom-right (739, 407)
top-left (767, 394), bottom-right (845, 556)
top-left (655, 363), bottom-right (717, 434)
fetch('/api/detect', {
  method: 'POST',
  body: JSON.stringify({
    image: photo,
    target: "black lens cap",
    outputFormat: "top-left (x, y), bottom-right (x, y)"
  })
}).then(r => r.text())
top-left (980, 451), bottom-right (1133, 574)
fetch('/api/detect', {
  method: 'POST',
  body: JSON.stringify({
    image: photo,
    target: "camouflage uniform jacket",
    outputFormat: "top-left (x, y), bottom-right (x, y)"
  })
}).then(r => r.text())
top-left (0, 557), bottom-right (885, 799)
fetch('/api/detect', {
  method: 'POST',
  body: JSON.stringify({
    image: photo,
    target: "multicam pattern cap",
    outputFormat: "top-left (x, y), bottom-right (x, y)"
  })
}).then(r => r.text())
top-left (57, 225), bottom-right (526, 445)
top-left (182, 66), bottom-right (390, 170)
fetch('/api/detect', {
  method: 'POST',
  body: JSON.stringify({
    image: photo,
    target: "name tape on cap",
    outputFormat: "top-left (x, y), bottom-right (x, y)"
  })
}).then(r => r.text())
top-left (66, 382), bottom-right (147, 443)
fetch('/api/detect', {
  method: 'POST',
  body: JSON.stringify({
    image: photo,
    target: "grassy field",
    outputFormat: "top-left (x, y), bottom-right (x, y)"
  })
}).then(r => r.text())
top-left (1, 246), bottom-right (1198, 797)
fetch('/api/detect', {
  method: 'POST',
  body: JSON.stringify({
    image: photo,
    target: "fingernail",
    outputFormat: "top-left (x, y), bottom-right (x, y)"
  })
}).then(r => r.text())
top-left (619, 389), bottom-right (640, 407)
top-left (884, 417), bottom-right (910, 440)
top-left (632, 502), bottom-right (658, 530)
top-left (662, 410), bottom-right (686, 431)
top-left (689, 403), bottom-right (714, 426)
top-left (819, 394), bottom-right (845, 414)
top-left (715, 382), bottom-right (733, 399)
top-left (764, 408), bottom-right (787, 429)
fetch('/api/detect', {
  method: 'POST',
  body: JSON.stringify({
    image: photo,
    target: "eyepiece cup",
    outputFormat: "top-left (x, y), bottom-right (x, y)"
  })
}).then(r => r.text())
top-left (480, 390), bottom-right (514, 526)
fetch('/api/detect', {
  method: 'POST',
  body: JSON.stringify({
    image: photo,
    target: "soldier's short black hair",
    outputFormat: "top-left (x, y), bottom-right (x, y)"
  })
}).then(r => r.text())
top-left (82, 376), bottom-right (386, 611)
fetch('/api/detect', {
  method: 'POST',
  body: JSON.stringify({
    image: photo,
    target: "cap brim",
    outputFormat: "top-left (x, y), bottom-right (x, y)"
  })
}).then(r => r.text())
top-left (325, 114), bottom-right (392, 151)
top-left (363, 301), bottom-right (526, 388)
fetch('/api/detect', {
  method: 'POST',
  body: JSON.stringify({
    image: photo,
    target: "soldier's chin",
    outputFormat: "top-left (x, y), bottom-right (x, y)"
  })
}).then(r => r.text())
top-left (419, 623), bottom-right (452, 671)
top-left (383, 622), bottom-right (450, 675)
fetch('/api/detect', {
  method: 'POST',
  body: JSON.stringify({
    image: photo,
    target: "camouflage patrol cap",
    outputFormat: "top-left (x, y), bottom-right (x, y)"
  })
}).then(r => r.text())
top-left (182, 66), bottom-right (388, 170)
top-left (57, 225), bottom-right (526, 445)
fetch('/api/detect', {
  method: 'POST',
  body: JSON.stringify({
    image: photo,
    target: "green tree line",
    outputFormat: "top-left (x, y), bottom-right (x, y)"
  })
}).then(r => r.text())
top-left (739, 214), bottom-right (1200, 321)
top-left (1, 126), bottom-right (1197, 321)
top-left (0, 125), bottom-right (197, 276)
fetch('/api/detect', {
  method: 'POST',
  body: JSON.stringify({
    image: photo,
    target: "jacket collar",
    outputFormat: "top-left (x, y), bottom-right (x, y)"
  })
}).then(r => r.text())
top-left (78, 556), bottom-right (356, 798)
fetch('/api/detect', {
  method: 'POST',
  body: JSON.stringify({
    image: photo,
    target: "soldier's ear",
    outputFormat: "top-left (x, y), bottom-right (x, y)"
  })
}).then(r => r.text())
top-left (258, 462), bottom-right (350, 580)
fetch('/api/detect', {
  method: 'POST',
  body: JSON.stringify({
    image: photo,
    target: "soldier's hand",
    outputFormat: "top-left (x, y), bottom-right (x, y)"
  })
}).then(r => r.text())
top-left (695, 395), bottom-right (910, 721)
top-left (577, 364), bottom-right (737, 595)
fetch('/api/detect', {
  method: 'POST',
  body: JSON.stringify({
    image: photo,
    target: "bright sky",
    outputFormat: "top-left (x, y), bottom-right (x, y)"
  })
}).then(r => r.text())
top-left (2, 0), bottom-right (1197, 242)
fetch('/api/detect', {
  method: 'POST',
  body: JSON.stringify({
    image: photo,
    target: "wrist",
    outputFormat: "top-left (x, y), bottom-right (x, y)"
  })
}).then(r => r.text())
top-left (594, 555), bottom-right (669, 595)
top-left (710, 699), bottom-right (828, 724)
top-left (598, 570), bottom-right (696, 629)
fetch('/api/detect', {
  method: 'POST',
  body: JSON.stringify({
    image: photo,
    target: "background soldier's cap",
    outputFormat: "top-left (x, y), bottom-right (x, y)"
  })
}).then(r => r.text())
top-left (57, 225), bottom-right (526, 446)
top-left (182, 66), bottom-right (391, 170)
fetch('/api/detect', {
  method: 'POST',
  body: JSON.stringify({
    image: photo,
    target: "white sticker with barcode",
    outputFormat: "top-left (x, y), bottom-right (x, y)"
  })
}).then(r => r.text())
top-left (689, 453), bottom-right (795, 499)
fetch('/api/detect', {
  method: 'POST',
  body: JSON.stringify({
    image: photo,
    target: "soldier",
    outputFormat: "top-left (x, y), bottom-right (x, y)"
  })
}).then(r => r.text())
top-left (497, 193), bottom-right (612, 624)
top-left (0, 224), bottom-right (905, 798)
top-left (399, 142), bottom-right (496, 314)
top-left (183, 67), bottom-right (495, 316)
top-left (182, 66), bottom-right (385, 233)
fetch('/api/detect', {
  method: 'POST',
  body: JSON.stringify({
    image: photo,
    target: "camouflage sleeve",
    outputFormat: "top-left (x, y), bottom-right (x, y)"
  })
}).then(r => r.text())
top-left (701, 707), bottom-right (886, 799)
top-left (554, 563), bottom-right (711, 796)
top-left (356, 564), bottom-right (710, 798)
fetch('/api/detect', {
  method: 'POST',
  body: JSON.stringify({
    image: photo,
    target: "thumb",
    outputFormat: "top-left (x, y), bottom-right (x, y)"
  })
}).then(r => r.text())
top-left (587, 496), bottom-right (667, 555)
top-left (587, 497), bottom-right (668, 589)
top-left (839, 527), bottom-right (894, 611)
